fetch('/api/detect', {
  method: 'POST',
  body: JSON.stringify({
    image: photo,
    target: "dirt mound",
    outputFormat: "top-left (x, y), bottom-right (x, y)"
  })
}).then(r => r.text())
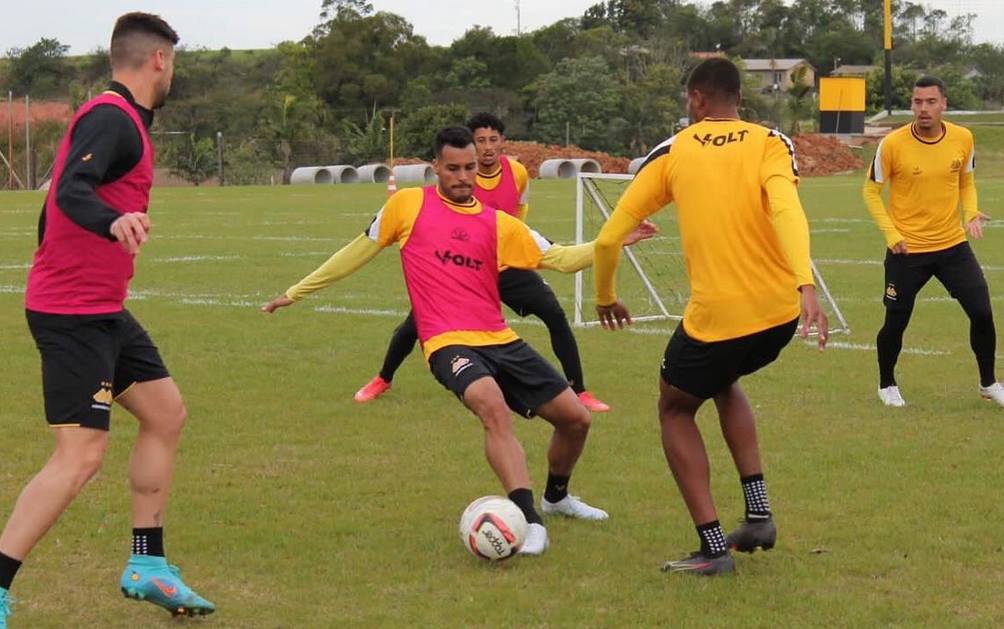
top-left (504, 141), bottom-right (630, 178)
top-left (792, 134), bottom-right (863, 176)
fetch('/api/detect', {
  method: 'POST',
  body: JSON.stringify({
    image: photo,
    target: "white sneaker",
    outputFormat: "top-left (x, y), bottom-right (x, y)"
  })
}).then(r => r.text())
top-left (541, 495), bottom-right (609, 520)
top-left (878, 386), bottom-right (906, 407)
top-left (979, 382), bottom-right (1004, 408)
top-left (518, 523), bottom-right (548, 555)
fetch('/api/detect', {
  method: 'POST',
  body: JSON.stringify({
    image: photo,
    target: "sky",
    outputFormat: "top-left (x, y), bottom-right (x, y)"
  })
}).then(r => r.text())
top-left (0, 0), bottom-right (1000, 55)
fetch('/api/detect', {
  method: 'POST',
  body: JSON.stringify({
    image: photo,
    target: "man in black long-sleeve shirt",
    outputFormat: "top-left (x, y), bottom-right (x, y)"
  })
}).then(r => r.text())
top-left (37, 80), bottom-right (154, 243)
top-left (0, 13), bottom-right (215, 623)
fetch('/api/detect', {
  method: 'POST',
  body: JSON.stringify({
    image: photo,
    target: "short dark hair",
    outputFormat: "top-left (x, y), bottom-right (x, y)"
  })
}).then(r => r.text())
top-left (466, 112), bottom-right (505, 135)
top-left (110, 12), bottom-right (179, 69)
top-left (687, 58), bottom-right (741, 103)
top-left (434, 126), bottom-right (475, 158)
top-left (914, 75), bottom-right (946, 96)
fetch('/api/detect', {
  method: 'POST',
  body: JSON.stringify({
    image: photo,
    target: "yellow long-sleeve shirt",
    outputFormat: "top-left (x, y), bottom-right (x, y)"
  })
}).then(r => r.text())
top-left (595, 119), bottom-right (812, 343)
top-left (285, 186), bottom-right (594, 357)
top-left (863, 120), bottom-right (979, 252)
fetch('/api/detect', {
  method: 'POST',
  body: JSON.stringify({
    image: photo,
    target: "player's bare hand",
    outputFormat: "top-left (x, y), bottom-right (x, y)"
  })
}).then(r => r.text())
top-left (624, 220), bottom-right (659, 246)
top-left (799, 285), bottom-right (828, 351)
top-left (261, 294), bottom-right (294, 313)
top-left (110, 213), bottom-right (151, 255)
top-left (890, 240), bottom-right (908, 255)
top-left (966, 212), bottom-right (991, 240)
top-left (597, 301), bottom-right (632, 330)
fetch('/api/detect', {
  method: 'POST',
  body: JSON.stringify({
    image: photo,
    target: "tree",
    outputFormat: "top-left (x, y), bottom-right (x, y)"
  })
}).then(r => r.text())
top-left (397, 104), bottom-right (470, 160)
top-left (3, 38), bottom-right (70, 96)
top-left (528, 56), bottom-right (624, 153)
top-left (165, 134), bottom-right (217, 186)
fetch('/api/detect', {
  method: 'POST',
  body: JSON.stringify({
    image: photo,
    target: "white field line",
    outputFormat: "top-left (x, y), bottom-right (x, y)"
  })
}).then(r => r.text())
top-left (0, 263), bottom-right (30, 270)
top-left (149, 255), bottom-right (242, 263)
top-left (810, 229), bottom-right (851, 234)
top-left (0, 284), bottom-right (959, 357)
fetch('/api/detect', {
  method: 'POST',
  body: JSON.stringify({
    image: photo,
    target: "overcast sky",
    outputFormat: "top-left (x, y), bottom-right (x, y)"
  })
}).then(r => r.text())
top-left (1, 0), bottom-right (1000, 55)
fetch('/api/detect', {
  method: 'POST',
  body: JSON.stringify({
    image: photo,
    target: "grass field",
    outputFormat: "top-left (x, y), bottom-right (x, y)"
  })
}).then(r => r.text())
top-left (1, 167), bottom-right (1004, 627)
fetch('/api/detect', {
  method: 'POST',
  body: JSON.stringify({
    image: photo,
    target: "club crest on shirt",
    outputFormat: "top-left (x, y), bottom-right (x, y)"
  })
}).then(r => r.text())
top-left (911, 166), bottom-right (922, 176)
top-left (950, 158), bottom-right (962, 172)
top-left (450, 228), bottom-right (470, 242)
top-left (451, 356), bottom-right (473, 376)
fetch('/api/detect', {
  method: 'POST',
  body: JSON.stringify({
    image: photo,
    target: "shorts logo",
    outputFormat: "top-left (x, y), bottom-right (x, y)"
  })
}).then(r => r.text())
top-left (92, 379), bottom-right (113, 403)
top-left (885, 283), bottom-right (897, 300)
top-left (451, 356), bottom-right (473, 377)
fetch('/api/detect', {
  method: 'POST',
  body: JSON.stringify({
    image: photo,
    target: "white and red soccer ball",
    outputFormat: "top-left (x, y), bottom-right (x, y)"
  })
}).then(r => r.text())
top-left (459, 496), bottom-right (528, 561)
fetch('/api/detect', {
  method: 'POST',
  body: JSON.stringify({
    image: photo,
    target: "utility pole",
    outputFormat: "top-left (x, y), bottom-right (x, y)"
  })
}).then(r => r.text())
top-left (883, 0), bottom-right (893, 115)
top-left (25, 95), bottom-right (31, 190)
top-left (216, 131), bottom-right (224, 186)
top-left (514, 0), bottom-right (521, 36)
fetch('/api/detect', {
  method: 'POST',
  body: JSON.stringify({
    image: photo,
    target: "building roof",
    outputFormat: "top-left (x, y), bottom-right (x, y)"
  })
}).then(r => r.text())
top-left (742, 58), bottom-right (814, 72)
top-left (832, 64), bottom-right (878, 76)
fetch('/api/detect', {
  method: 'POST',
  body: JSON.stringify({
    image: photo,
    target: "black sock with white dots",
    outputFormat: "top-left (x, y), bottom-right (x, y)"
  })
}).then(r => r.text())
top-left (741, 473), bottom-right (772, 520)
top-left (132, 527), bottom-right (165, 557)
top-left (696, 520), bottom-right (729, 558)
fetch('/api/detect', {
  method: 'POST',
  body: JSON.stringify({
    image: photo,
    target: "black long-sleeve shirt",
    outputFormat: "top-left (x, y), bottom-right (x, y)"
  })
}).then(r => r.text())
top-left (38, 82), bottom-right (154, 244)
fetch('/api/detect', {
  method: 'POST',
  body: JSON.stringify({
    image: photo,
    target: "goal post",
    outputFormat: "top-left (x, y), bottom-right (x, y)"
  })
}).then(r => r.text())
top-left (573, 172), bottom-right (850, 334)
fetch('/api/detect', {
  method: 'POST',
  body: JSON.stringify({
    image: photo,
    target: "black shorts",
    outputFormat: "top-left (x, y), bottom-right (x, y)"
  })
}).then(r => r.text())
top-left (661, 317), bottom-right (798, 400)
top-left (499, 268), bottom-right (560, 318)
top-left (428, 341), bottom-right (569, 418)
top-left (26, 309), bottom-right (170, 430)
top-left (883, 242), bottom-right (988, 312)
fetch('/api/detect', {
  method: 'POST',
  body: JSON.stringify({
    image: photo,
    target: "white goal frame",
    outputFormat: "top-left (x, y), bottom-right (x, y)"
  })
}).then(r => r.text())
top-left (573, 172), bottom-right (850, 334)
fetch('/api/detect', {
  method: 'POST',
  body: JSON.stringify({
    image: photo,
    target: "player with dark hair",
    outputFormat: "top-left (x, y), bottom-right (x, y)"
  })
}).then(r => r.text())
top-left (593, 57), bottom-right (827, 576)
top-left (264, 126), bottom-right (656, 555)
top-left (0, 13), bottom-right (214, 624)
top-left (864, 75), bottom-right (1003, 408)
top-left (354, 113), bottom-right (612, 413)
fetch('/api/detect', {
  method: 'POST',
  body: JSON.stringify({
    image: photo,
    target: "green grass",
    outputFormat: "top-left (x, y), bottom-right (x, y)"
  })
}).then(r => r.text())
top-left (1, 172), bottom-right (1004, 627)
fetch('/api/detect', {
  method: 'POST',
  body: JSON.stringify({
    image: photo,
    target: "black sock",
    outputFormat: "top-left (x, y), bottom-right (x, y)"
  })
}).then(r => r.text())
top-left (0, 552), bottom-right (21, 590)
top-left (543, 472), bottom-right (570, 503)
top-left (132, 527), bottom-right (165, 557)
top-left (696, 520), bottom-right (728, 558)
top-left (741, 473), bottom-right (772, 520)
top-left (507, 488), bottom-right (543, 525)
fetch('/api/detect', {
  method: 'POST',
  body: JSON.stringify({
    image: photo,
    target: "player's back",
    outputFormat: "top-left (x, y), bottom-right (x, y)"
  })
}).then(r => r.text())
top-left (649, 118), bottom-right (800, 340)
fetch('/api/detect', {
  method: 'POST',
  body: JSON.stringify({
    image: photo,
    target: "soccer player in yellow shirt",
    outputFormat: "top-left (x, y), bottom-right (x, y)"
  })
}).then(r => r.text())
top-left (263, 127), bottom-right (655, 555)
top-left (593, 58), bottom-right (828, 575)
top-left (863, 75), bottom-right (1003, 408)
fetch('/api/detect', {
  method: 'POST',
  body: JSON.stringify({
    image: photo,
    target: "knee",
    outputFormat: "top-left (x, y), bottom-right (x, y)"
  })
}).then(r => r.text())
top-left (166, 400), bottom-right (188, 435)
top-left (478, 406), bottom-right (514, 435)
top-left (567, 404), bottom-right (591, 434)
top-left (54, 442), bottom-right (108, 490)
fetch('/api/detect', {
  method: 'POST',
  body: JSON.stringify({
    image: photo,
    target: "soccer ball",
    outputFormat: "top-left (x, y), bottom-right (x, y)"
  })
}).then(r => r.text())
top-left (459, 496), bottom-right (528, 561)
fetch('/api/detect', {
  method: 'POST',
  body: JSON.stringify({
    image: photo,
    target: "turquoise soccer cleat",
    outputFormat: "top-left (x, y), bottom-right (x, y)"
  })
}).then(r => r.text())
top-left (120, 555), bottom-right (215, 617)
top-left (0, 587), bottom-right (10, 629)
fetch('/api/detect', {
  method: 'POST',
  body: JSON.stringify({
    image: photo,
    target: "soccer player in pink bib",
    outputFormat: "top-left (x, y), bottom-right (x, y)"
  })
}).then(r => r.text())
top-left (354, 114), bottom-right (612, 413)
top-left (264, 126), bottom-right (655, 555)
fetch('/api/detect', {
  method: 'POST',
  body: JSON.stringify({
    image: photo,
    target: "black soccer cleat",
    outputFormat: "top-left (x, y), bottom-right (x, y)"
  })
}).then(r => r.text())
top-left (660, 550), bottom-right (735, 576)
top-left (726, 516), bottom-right (776, 553)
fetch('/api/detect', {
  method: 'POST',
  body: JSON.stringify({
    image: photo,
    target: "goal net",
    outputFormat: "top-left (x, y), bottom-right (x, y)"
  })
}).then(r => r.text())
top-left (573, 173), bottom-right (849, 335)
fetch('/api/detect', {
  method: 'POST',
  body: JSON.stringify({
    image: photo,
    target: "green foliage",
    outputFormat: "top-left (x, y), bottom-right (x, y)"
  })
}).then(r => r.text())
top-left (163, 134), bottom-right (218, 186)
top-left (2, 37), bottom-right (69, 97)
top-left (529, 56), bottom-right (623, 152)
top-left (397, 104), bottom-right (470, 161)
top-left (341, 113), bottom-right (387, 164)
top-left (224, 139), bottom-right (274, 186)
